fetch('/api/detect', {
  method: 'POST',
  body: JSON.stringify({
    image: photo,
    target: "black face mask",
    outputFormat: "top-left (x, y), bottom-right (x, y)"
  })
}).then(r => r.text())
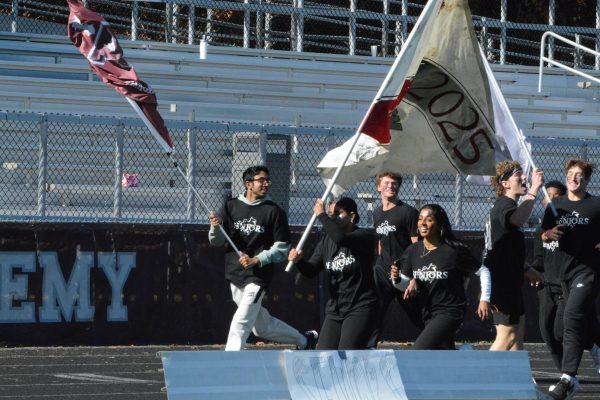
top-left (334, 213), bottom-right (353, 230)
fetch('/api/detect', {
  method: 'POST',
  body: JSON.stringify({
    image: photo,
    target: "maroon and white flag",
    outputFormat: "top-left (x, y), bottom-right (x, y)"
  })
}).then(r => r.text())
top-left (67, 0), bottom-right (174, 153)
top-left (318, 0), bottom-right (528, 195)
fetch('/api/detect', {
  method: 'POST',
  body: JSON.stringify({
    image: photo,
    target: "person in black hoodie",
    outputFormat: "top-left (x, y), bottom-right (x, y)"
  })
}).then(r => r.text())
top-left (390, 204), bottom-right (490, 350)
top-left (288, 197), bottom-right (378, 350)
top-left (209, 165), bottom-right (317, 351)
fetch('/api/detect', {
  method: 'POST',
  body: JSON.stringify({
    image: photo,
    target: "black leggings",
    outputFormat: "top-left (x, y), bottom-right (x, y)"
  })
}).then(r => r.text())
top-left (317, 311), bottom-right (377, 350)
top-left (561, 268), bottom-right (600, 376)
top-left (413, 313), bottom-right (462, 350)
top-left (367, 263), bottom-right (424, 347)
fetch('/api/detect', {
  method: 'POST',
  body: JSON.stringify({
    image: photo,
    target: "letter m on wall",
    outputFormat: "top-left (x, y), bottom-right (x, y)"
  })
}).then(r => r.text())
top-left (39, 252), bottom-right (95, 322)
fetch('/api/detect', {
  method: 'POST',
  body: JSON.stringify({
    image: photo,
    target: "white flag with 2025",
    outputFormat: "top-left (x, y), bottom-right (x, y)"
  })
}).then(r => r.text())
top-left (318, 0), bottom-right (528, 196)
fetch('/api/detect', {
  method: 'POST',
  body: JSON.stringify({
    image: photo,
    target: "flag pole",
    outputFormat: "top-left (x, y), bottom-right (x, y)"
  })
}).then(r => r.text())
top-left (284, 0), bottom-right (443, 272)
top-left (126, 97), bottom-right (241, 255)
top-left (518, 129), bottom-right (558, 218)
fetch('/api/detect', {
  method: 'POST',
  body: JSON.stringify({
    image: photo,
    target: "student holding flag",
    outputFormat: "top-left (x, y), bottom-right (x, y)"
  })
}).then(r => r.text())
top-left (288, 198), bottom-right (378, 350)
top-left (209, 166), bottom-right (317, 351)
top-left (390, 204), bottom-right (490, 349)
top-left (541, 159), bottom-right (600, 400)
top-left (485, 161), bottom-right (544, 352)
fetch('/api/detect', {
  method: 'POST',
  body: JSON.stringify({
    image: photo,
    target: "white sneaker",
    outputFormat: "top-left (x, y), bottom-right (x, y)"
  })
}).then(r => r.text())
top-left (590, 344), bottom-right (600, 375)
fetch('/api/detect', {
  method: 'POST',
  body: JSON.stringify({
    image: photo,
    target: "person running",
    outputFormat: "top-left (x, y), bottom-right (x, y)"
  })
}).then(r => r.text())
top-left (532, 181), bottom-right (600, 375)
top-left (368, 172), bottom-right (422, 349)
top-left (541, 159), bottom-right (600, 399)
top-left (485, 160), bottom-right (543, 351)
top-left (288, 197), bottom-right (378, 350)
top-left (390, 204), bottom-right (491, 350)
top-left (209, 165), bottom-right (317, 351)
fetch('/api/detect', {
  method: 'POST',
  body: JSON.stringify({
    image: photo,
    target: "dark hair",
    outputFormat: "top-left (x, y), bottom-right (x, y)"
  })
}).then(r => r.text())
top-left (334, 197), bottom-right (360, 224)
top-left (242, 165), bottom-right (269, 183)
top-left (545, 180), bottom-right (566, 195)
top-left (419, 204), bottom-right (461, 247)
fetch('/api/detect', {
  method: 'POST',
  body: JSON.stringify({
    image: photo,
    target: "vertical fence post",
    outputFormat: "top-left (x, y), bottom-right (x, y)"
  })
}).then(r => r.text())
top-left (549, 0), bottom-right (556, 64)
top-left (172, 3), bottom-right (180, 43)
top-left (11, 0), bottom-right (18, 33)
top-left (382, 0), bottom-right (389, 57)
top-left (165, 2), bottom-right (172, 43)
top-left (295, 0), bottom-right (304, 52)
top-left (113, 122), bottom-right (124, 219)
top-left (36, 117), bottom-right (48, 217)
top-left (395, 0), bottom-right (408, 56)
top-left (131, 1), bottom-right (139, 41)
top-left (574, 34), bottom-right (582, 69)
top-left (256, 0), bottom-right (264, 49)
top-left (596, 0), bottom-right (600, 70)
top-left (188, 4), bottom-right (196, 45)
top-left (290, 0), bottom-right (297, 51)
top-left (186, 124), bottom-right (197, 220)
top-left (349, 0), bottom-right (357, 55)
top-left (453, 174), bottom-right (464, 228)
top-left (500, 0), bottom-right (507, 64)
top-left (579, 143), bottom-right (589, 160)
top-left (259, 129), bottom-right (267, 165)
top-left (265, 0), bottom-right (272, 49)
top-left (206, 8), bottom-right (213, 42)
top-left (244, 0), bottom-right (251, 48)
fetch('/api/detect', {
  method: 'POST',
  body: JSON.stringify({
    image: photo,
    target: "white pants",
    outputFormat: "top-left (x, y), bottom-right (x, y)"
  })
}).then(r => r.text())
top-left (225, 282), bottom-right (305, 351)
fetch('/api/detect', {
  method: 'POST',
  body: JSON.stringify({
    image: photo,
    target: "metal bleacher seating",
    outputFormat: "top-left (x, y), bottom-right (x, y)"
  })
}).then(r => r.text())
top-left (1, 31), bottom-right (599, 226)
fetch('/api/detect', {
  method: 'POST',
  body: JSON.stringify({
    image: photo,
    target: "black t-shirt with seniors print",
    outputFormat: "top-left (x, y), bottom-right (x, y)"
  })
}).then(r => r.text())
top-left (401, 241), bottom-right (479, 320)
top-left (295, 214), bottom-right (377, 317)
top-left (373, 201), bottom-right (418, 267)
top-left (541, 193), bottom-right (600, 280)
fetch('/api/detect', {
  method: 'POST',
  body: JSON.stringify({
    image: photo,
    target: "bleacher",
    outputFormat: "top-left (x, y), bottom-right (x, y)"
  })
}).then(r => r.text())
top-left (1, 31), bottom-right (599, 227)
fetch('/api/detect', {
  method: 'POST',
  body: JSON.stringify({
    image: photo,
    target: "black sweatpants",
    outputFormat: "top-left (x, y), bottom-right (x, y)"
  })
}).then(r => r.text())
top-left (538, 282), bottom-right (600, 372)
top-left (538, 284), bottom-right (565, 370)
top-left (367, 263), bottom-right (424, 348)
top-left (317, 310), bottom-right (377, 350)
top-left (413, 313), bottom-right (462, 350)
top-left (561, 268), bottom-right (600, 376)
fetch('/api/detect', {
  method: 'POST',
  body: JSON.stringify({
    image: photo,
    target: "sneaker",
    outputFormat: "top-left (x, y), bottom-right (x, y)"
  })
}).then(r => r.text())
top-left (301, 330), bottom-right (318, 350)
top-left (548, 376), bottom-right (580, 400)
top-left (590, 344), bottom-right (600, 375)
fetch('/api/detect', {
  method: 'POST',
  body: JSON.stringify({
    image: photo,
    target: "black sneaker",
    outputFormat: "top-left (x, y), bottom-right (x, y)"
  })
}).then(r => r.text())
top-left (548, 376), bottom-right (579, 400)
top-left (301, 330), bottom-right (318, 350)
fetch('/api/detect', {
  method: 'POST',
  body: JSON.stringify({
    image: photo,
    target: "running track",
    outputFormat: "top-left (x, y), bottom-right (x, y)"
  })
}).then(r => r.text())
top-left (0, 343), bottom-right (597, 399)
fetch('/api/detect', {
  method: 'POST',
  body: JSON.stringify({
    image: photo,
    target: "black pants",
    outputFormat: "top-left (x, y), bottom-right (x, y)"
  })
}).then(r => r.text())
top-left (317, 310), bottom-right (377, 350)
top-left (413, 313), bottom-right (462, 350)
top-left (561, 268), bottom-right (600, 376)
top-left (367, 263), bottom-right (424, 348)
top-left (538, 285), bottom-right (565, 370)
top-left (538, 283), bottom-right (600, 372)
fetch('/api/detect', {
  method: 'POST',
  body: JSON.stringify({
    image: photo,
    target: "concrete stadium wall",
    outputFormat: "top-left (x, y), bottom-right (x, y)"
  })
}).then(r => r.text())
top-left (0, 223), bottom-right (595, 346)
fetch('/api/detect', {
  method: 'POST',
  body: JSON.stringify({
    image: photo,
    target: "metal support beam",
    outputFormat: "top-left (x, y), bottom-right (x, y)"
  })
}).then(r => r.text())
top-left (113, 123), bottom-right (124, 219)
top-left (36, 118), bottom-right (48, 217)
top-left (500, 0), bottom-right (507, 64)
top-left (349, 0), bottom-right (357, 55)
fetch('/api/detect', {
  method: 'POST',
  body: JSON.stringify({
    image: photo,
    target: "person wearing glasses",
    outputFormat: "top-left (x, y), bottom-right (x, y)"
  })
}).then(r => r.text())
top-left (485, 160), bottom-right (543, 352)
top-left (541, 159), bottom-right (600, 400)
top-left (209, 165), bottom-right (317, 351)
top-left (288, 197), bottom-right (378, 349)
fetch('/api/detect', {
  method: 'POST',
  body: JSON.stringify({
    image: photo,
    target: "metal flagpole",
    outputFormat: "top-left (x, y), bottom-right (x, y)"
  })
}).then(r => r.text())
top-left (126, 97), bottom-right (241, 255)
top-left (518, 129), bottom-right (558, 218)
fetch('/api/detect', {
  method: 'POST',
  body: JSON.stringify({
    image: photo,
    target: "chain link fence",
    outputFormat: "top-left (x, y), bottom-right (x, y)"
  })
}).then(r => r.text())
top-left (2, 0), bottom-right (600, 68)
top-left (1, 111), bottom-right (599, 229)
